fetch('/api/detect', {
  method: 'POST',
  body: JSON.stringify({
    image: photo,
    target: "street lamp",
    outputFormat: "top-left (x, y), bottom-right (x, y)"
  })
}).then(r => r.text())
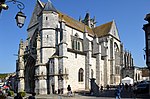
top-left (0, 0), bottom-right (26, 28)
top-left (15, 11), bottom-right (26, 28)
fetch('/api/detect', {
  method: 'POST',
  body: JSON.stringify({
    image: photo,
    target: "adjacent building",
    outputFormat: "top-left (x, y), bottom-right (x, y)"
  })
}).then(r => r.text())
top-left (121, 51), bottom-right (142, 82)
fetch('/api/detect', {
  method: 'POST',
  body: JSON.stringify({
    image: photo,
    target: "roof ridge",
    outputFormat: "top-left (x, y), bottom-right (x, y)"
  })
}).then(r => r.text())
top-left (59, 12), bottom-right (94, 36)
top-left (94, 21), bottom-right (113, 29)
top-left (37, 0), bottom-right (44, 8)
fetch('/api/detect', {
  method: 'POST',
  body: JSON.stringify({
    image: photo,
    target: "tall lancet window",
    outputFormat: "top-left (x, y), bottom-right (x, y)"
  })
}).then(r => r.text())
top-left (78, 42), bottom-right (80, 50)
top-left (91, 69), bottom-right (94, 78)
top-left (114, 43), bottom-right (120, 75)
top-left (71, 33), bottom-right (82, 51)
top-left (78, 68), bottom-right (84, 82)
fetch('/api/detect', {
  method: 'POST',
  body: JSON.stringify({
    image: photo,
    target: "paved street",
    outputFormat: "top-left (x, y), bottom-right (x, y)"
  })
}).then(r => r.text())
top-left (7, 88), bottom-right (150, 99)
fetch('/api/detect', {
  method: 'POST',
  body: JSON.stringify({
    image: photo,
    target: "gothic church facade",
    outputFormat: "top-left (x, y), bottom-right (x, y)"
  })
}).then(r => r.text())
top-left (16, 0), bottom-right (124, 94)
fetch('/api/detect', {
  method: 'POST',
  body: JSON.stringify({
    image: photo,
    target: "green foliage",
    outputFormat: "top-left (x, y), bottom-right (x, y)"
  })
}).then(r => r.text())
top-left (0, 74), bottom-right (8, 79)
top-left (8, 90), bottom-right (14, 96)
top-left (19, 91), bottom-right (26, 97)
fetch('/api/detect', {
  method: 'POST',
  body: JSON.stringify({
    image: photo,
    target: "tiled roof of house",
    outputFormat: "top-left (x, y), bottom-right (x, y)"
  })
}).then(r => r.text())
top-left (142, 69), bottom-right (149, 77)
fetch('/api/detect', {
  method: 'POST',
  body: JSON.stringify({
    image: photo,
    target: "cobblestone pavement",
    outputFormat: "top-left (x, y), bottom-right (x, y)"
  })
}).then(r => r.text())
top-left (7, 88), bottom-right (150, 99)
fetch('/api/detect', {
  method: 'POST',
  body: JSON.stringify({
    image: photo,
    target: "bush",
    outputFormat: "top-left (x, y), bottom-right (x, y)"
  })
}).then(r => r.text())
top-left (8, 90), bottom-right (14, 96)
top-left (19, 91), bottom-right (26, 97)
top-left (0, 95), bottom-right (6, 99)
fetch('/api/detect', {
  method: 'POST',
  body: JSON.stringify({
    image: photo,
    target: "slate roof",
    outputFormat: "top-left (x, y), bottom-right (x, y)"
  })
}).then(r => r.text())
top-left (58, 12), bottom-right (94, 36)
top-left (93, 21), bottom-right (113, 37)
top-left (43, 0), bottom-right (57, 12)
top-left (40, 0), bottom-right (113, 38)
top-left (59, 12), bottom-right (113, 37)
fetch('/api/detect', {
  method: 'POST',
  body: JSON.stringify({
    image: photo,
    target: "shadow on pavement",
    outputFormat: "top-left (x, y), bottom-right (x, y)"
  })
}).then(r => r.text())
top-left (78, 88), bottom-right (150, 99)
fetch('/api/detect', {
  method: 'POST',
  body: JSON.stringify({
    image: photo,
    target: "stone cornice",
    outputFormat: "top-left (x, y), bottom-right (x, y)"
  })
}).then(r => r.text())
top-left (58, 42), bottom-right (68, 45)
top-left (67, 48), bottom-right (86, 55)
top-left (49, 55), bottom-right (68, 59)
top-left (41, 46), bottom-right (56, 49)
top-left (35, 63), bottom-right (47, 67)
top-left (39, 28), bottom-right (56, 32)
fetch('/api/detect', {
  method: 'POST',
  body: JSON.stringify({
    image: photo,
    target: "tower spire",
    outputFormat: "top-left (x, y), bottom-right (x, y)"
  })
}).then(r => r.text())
top-left (43, 0), bottom-right (57, 12)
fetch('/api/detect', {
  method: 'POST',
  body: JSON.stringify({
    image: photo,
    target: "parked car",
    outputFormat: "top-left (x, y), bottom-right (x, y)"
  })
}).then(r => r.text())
top-left (134, 83), bottom-right (149, 94)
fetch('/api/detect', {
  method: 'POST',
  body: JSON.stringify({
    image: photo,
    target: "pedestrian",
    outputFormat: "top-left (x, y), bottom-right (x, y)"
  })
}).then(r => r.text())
top-left (125, 83), bottom-right (128, 90)
top-left (28, 92), bottom-right (36, 99)
top-left (115, 87), bottom-right (121, 99)
top-left (67, 85), bottom-right (72, 96)
top-left (100, 85), bottom-right (103, 92)
top-left (106, 84), bottom-right (109, 90)
top-left (14, 92), bottom-right (23, 99)
top-left (58, 89), bottom-right (60, 94)
top-left (121, 83), bottom-right (124, 90)
top-left (0, 89), bottom-right (3, 95)
top-left (133, 84), bottom-right (137, 98)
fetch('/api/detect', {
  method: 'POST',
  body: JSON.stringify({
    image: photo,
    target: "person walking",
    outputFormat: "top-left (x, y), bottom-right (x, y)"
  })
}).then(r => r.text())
top-left (28, 92), bottom-right (36, 99)
top-left (125, 83), bottom-right (129, 91)
top-left (14, 93), bottom-right (23, 99)
top-left (100, 85), bottom-right (103, 92)
top-left (106, 84), bottom-right (110, 90)
top-left (67, 85), bottom-right (72, 96)
top-left (115, 87), bottom-right (121, 99)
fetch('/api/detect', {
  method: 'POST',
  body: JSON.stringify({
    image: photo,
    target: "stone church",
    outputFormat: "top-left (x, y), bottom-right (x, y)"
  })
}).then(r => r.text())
top-left (16, 0), bottom-right (125, 94)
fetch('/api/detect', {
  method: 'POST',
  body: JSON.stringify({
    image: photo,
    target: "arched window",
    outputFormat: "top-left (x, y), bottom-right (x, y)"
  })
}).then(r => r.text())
top-left (135, 73), bottom-right (137, 81)
top-left (72, 40), bottom-right (76, 50)
top-left (114, 43), bottom-right (120, 75)
top-left (78, 42), bottom-right (80, 50)
top-left (114, 43), bottom-right (119, 52)
top-left (78, 68), bottom-right (84, 82)
top-left (46, 16), bottom-right (48, 20)
top-left (91, 69), bottom-right (94, 78)
top-left (72, 40), bottom-right (80, 50)
top-left (71, 33), bottom-right (82, 51)
top-left (138, 74), bottom-right (140, 80)
top-left (91, 42), bottom-right (93, 53)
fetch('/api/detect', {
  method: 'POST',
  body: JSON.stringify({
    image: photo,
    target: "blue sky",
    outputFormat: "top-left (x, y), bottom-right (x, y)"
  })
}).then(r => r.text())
top-left (0, 0), bottom-right (149, 73)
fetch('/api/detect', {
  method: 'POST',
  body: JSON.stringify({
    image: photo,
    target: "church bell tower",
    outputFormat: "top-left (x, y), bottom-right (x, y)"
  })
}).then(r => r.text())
top-left (34, 0), bottom-right (59, 94)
